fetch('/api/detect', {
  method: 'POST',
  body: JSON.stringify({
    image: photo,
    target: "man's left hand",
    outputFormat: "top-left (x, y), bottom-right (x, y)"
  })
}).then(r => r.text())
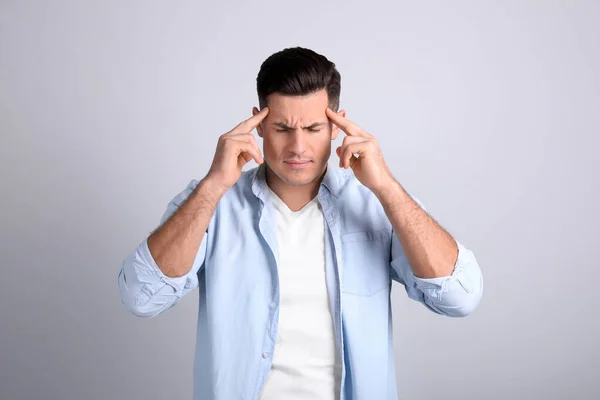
top-left (326, 108), bottom-right (395, 195)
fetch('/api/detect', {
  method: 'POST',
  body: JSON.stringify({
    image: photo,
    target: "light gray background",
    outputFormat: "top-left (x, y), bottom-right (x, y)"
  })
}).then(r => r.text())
top-left (1, 1), bottom-right (598, 399)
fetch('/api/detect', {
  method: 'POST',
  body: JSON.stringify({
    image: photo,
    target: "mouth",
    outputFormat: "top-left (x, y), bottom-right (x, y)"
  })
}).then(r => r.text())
top-left (284, 160), bottom-right (312, 169)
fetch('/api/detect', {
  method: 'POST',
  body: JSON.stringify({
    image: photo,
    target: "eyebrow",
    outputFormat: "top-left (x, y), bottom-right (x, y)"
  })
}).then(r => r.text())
top-left (272, 122), bottom-right (327, 130)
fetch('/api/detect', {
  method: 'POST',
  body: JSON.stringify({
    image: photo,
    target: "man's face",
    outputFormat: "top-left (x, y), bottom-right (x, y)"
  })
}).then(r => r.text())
top-left (253, 89), bottom-right (344, 187)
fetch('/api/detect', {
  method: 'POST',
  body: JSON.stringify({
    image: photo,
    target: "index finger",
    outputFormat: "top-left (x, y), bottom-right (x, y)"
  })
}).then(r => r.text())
top-left (234, 107), bottom-right (270, 133)
top-left (326, 108), bottom-right (368, 137)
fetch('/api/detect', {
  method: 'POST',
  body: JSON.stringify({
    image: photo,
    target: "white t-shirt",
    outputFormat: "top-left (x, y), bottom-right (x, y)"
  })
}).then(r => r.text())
top-left (259, 187), bottom-right (342, 400)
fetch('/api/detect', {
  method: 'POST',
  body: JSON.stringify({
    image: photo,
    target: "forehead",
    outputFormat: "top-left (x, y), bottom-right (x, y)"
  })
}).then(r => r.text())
top-left (266, 89), bottom-right (329, 124)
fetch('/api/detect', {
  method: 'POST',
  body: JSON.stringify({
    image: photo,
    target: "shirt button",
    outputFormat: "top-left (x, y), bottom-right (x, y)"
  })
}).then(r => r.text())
top-left (269, 302), bottom-right (276, 309)
top-left (262, 352), bottom-right (270, 359)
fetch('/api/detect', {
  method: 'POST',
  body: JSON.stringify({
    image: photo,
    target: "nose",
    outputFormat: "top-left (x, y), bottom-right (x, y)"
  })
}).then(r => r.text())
top-left (288, 130), bottom-right (306, 155)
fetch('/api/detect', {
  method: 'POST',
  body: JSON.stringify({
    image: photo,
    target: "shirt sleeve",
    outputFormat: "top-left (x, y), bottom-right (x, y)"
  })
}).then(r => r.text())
top-left (117, 179), bottom-right (208, 318)
top-left (389, 197), bottom-right (483, 317)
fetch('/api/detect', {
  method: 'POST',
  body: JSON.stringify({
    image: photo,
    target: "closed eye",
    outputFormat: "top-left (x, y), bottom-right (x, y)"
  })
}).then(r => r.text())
top-left (273, 122), bottom-right (326, 133)
top-left (276, 128), bottom-right (321, 133)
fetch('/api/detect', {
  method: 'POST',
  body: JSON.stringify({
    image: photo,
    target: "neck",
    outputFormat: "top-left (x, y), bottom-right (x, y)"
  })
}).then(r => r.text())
top-left (265, 163), bottom-right (326, 212)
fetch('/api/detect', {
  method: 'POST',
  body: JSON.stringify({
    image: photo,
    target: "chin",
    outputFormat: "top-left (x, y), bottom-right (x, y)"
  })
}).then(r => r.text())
top-left (283, 176), bottom-right (318, 186)
top-left (278, 167), bottom-right (321, 186)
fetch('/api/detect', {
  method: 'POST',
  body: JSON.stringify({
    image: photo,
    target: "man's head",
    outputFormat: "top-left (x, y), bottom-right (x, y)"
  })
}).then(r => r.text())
top-left (253, 47), bottom-right (345, 188)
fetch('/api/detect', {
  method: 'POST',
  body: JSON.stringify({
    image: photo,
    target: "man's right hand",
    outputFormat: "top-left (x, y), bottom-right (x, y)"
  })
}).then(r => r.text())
top-left (205, 107), bottom-right (269, 191)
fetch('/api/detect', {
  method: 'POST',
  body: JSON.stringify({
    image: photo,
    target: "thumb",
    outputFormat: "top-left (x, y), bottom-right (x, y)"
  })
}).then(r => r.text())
top-left (336, 146), bottom-right (341, 156)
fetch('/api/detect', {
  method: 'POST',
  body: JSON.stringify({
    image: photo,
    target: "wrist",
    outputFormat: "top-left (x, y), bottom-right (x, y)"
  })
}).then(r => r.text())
top-left (199, 175), bottom-right (229, 201)
top-left (373, 175), bottom-right (401, 200)
top-left (375, 178), bottom-right (410, 210)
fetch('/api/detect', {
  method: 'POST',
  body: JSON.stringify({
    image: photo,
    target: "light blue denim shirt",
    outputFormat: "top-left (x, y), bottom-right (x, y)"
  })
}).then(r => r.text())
top-left (118, 163), bottom-right (483, 400)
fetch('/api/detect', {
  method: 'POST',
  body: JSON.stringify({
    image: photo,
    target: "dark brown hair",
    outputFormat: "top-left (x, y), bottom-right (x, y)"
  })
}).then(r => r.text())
top-left (256, 47), bottom-right (341, 111)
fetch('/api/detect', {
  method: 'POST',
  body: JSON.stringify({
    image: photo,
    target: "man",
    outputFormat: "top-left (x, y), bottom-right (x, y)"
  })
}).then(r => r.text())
top-left (118, 47), bottom-right (483, 400)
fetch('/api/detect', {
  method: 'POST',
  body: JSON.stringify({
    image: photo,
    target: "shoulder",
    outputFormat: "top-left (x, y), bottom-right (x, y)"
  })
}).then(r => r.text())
top-left (166, 166), bottom-right (258, 209)
top-left (165, 179), bottom-right (200, 208)
top-left (334, 168), bottom-right (378, 205)
top-left (334, 167), bottom-right (426, 211)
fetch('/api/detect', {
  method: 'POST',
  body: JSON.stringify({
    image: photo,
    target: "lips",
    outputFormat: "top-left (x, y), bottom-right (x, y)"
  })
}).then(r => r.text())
top-left (285, 160), bottom-right (311, 165)
top-left (284, 160), bottom-right (312, 169)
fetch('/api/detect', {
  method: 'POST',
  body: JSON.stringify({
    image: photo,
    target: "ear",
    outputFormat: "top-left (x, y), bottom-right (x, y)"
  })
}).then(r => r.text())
top-left (331, 109), bottom-right (346, 141)
top-left (252, 107), bottom-right (264, 138)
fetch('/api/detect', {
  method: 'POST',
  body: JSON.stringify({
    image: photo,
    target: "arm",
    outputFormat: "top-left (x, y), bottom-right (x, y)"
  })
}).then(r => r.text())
top-left (148, 177), bottom-right (225, 278)
top-left (376, 181), bottom-right (483, 317)
top-left (375, 180), bottom-right (456, 279)
top-left (117, 177), bottom-right (224, 318)
top-left (325, 108), bottom-right (482, 317)
top-left (117, 107), bottom-right (269, 318)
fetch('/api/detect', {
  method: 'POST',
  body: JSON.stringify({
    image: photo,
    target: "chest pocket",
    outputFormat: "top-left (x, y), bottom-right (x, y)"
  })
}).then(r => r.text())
top-left (340, 229), bottom-right (391, 296)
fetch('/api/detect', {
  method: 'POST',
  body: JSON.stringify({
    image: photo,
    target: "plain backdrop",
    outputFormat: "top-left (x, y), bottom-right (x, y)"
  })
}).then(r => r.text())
top-left (1, 1), bottom-right (599, 399)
